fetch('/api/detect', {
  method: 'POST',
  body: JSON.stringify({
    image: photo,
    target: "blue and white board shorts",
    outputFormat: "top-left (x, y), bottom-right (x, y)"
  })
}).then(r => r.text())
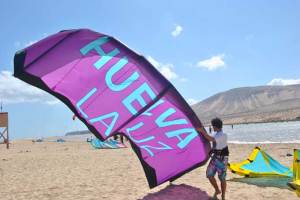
top-left (206, 156), bottom-right (228, 181)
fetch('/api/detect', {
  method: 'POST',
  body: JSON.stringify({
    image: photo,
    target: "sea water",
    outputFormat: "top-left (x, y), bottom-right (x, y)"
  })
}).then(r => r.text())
top-left (62, 121), bottom-right (300, 144)
top-left (219, 121), bottom-right (300, 143)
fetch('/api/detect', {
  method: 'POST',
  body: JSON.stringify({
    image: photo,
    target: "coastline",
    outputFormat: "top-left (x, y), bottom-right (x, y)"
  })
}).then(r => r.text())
top-left (203, 118), bottom-right (300, 127)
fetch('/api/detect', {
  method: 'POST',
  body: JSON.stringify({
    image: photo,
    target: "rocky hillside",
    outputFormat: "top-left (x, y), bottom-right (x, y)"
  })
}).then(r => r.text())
top-left (192, 84), bottom-right (300, 124)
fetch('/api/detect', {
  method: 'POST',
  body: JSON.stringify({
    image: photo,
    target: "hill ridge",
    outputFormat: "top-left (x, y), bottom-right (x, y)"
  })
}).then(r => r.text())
top-left (192, 84), bottom-right (300, 124)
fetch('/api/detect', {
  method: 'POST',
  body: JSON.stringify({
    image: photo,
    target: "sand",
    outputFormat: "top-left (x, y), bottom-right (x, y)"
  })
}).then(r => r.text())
top-left (0, 140), bottom-right (299, 200)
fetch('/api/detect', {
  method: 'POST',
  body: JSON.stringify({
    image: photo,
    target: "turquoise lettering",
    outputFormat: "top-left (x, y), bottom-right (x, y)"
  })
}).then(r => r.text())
top-left (156, 108), bottom-right (188, 127)
top-left (106, 57), bottom-right (139, 91)
top-left (142, 99), bottom-right (164, 116)
top-left (76, 88), bottom-right (97, 119)
top-left (165, 128), bottom-right (198, 149)
top-left (122, 82), bottom-right (157, 115)
top-left (80, 37), bottom-right (120, 70)
top-left (141, 142), bottom-right (172, 157)
top-left (125, 122), bottom-right (155, 143)
top-left (89, 112), bottom-right (119, 136)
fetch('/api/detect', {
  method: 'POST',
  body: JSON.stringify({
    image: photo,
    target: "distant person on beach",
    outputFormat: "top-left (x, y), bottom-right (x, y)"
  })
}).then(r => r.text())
top-left (120, 134), bottom-right (124, 144)
top-left (197, 118), bottom-right (229, 200)
top-left (209, 125), bottom-right (212, 134)
top-left (113, 133), bottom-right (124, 144)
top-left (113, 134), bottom-right (119, 141)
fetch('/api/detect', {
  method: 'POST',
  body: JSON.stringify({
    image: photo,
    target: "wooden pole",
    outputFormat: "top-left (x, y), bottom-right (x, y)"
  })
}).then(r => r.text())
top-left (0, 112), bottom-right (8, 149)
top-left (6, 127), bottom-right (9, 149)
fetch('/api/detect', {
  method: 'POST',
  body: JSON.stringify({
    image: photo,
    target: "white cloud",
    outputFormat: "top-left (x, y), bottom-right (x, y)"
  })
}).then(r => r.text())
top-left (14, 33), bottom-right (48, 49)
top-left (197, 54), bottom-right (226, 71)
top-left (24, 40), bottom-right (38, 48)
top-left (14, 40), bottom-right (37, 49)
top-left (267, 78), bottom-right (300, 86)
top-left (0, 71), bottom-right (59, 105)
top-left (187, 98), bottom-right (198, 105)
top-left (171, 25), bottom-right (183, 37)
top-left (146, 56), bottom-right (178, 80)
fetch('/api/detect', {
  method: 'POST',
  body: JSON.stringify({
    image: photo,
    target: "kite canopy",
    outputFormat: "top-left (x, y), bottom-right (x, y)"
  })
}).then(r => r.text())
top-left (228, 147), bottom-right (292, 177)
top-left (287, 149), bottom-right (300, 196)
top-left (14, 29), bottom-right (210, 188)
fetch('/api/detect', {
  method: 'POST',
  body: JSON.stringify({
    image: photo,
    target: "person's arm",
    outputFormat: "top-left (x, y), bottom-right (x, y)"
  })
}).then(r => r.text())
top-left (196, 126), bottom-right (215, 142)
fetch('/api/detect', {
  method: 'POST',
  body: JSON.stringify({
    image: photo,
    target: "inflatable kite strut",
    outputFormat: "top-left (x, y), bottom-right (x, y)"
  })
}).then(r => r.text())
top-left (288, 149), bottom-right (300, 196)
top-left (13, 29), bottom-right (210, 188)
top-left (228, 147), bottom-right (292, 177)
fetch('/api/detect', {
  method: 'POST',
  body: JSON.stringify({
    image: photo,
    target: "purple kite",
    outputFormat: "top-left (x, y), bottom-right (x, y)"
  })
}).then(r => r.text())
top-left (14, 29), bottom-right (210, 188)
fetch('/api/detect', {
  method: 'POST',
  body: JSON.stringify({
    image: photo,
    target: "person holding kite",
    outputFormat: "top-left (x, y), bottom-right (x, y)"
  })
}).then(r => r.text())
top-left (197, 118), bottom-right (229, 200)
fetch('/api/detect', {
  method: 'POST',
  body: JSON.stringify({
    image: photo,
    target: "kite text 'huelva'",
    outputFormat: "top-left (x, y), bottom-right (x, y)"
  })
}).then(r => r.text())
top-left (76, 37), bottom-right (198, 158)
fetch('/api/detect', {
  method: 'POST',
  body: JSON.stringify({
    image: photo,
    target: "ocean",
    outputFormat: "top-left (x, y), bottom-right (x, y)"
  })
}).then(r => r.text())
top-left (219, 121), bottom-right (300, 143)
top-left (47, 121), bottom-right (300, 144)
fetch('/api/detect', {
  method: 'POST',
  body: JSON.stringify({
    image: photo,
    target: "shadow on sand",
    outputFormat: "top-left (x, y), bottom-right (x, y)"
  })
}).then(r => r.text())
top-left (139, 184), bottom-right (214, 200)
top-left (228, 177), bottom-right (292, 189)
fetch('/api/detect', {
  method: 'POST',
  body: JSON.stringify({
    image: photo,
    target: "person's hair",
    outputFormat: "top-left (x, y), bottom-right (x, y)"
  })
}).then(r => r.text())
top-left (211, 117), bottom-right (223, 129)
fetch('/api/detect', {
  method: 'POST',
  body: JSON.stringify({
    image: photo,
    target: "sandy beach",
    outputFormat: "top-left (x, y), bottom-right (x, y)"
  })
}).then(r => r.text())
top-left (0, 140), bottom-right (299, 200)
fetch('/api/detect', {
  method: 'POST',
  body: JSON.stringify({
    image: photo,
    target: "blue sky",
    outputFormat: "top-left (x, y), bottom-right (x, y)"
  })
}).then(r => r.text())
top-left (0, 0), bottom-right (300, 139)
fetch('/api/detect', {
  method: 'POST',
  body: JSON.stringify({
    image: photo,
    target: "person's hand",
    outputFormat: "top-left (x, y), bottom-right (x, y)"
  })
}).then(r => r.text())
top-left (196, 126), bottom-right (207, 135)
top-left (196, 126), bottom-right (215, 142)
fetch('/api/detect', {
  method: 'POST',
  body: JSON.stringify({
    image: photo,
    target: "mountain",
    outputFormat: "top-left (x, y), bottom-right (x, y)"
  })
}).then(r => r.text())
top-left (192, 84), bottom-right (300, 124)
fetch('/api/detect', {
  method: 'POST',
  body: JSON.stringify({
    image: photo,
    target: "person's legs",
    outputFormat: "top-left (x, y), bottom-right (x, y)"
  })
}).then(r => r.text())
top-left (206, 159), bottom-right (221, 197)
top-left (208, 177), bottom-right (221, 197)
top-left (216, 157), bottom-right (228, 200)
top-left (220, 180), bottom-right (226, 200)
